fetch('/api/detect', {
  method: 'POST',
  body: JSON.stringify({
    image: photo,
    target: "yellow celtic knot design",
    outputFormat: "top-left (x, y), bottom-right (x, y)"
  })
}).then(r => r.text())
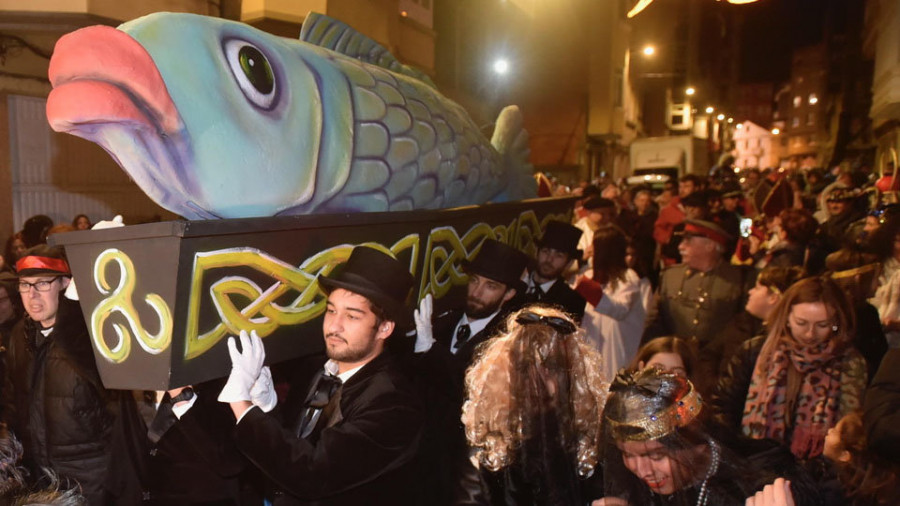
top-left (183, 235), bottom-right (419, 360)
top-left (417, 210), bottom-right (569, 300)
top-left (91, 249), bottom-right (174, 363)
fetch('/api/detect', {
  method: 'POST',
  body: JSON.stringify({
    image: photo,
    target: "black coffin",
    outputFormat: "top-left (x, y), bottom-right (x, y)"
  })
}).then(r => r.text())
top-left (51, 197), bottom-right (575, 390)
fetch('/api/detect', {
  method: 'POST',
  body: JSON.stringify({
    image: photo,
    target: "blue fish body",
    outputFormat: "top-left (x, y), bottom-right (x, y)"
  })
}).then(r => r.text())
top-left (47, 12), bottom-right (535, 219)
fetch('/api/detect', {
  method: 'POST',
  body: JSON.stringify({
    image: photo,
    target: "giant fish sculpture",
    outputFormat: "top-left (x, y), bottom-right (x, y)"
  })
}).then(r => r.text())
top-left (46, 12), bottom-right (536, 219)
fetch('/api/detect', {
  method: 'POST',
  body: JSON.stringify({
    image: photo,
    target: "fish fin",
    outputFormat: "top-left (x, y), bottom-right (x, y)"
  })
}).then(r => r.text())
top-left (491, 105), bottom-right (537, 201)
top-left (300, 12), bottom-right (437, 89)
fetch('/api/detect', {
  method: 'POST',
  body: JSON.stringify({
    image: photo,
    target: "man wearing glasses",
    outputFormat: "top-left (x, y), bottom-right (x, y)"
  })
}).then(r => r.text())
top-left (2, 245), bottom-right (116, 504)
top-left (220, 246), bottom-right (424, 505)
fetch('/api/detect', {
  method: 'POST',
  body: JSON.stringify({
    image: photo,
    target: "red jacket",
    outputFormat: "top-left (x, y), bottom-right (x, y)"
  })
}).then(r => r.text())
top-left (653, 196), bottom-right (685, 246)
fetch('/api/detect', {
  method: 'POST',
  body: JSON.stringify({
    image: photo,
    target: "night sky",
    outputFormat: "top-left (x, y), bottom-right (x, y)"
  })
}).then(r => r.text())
top-left (739, 0), bottom-right (844, 83)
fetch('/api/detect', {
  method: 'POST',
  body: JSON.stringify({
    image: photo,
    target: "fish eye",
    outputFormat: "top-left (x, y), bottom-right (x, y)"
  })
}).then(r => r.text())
top-left (224, 39), bottom-right (277, 109)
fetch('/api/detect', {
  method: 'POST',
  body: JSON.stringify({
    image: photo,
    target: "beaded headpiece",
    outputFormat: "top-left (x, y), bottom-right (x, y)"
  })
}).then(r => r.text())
top-left (604, 368), bottom-right (703, 442)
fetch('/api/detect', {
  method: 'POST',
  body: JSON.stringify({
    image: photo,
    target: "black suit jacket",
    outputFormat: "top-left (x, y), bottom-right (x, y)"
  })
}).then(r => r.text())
top-left (105, 381), bottom-right (250, 505)
top-left (418, 308), bottom-right (508, 402)
top-left (410, 308), bottom-right (508, 506)
top-left (235, 352), bottom-right (423, 506)
top-left (511, 276), bottom-right (586, 322)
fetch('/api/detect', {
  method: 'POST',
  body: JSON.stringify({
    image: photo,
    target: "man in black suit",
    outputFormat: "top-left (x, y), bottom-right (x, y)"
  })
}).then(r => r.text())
top-left (412, 238), bottom-right (528, 505)
top-left (220, 246), bottom-right (423, 505)
top-left (515, 220), bottom-right (587, 322)
top-left (413, 238), bottom-right (529, 386)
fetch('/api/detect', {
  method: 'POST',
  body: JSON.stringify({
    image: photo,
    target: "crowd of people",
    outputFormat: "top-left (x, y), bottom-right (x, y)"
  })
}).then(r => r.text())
top-left (0, 165), bottom-right (897, 505)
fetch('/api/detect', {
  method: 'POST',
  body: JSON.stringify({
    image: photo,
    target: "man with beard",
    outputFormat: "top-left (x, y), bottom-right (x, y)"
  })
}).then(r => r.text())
top-left (411, 239), bottom-right (528, 505)
top-left (414, 238), bottom-right (529, 389)
top-left (513, 221), bottom-right (586, 322)
top-left (220, 246), bottom-right (424, 505)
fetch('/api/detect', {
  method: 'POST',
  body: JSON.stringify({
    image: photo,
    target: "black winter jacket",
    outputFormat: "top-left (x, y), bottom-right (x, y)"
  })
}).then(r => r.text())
top-left (1, 296), bottom-right (116, 504)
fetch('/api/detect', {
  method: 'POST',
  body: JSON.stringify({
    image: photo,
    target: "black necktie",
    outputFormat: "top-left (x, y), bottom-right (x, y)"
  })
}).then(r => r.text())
top-left (295, 371), bottom-right (343, 440)
top-left (453, 324), bottom-right (471, 351)
top-left (530, 283), bottom-right (545, 299)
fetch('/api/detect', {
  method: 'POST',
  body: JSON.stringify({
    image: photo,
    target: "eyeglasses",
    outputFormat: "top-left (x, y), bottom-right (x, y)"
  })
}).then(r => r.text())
top-left (18, 277), bottom-right (60, 293)
top-left (515, 311), bottom-right (577, 335)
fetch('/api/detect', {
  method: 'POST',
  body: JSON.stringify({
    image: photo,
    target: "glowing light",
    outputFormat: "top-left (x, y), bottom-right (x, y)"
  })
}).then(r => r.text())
top-left (686, 87), bottom-right (696, 96)
top-left (716, 113), bottom-right (725, 121)
top-left (642, 45), bottom-right (655, 56)
top-left (809, 94), bottom-right (818, 105)
top-left (705, 106), bottom-right (714, 114)
top-left (493, 59), bottom-right (510, 75)
top-left (627, 0), bottom-right (655, 18)
top-left (736, 123), bottom-right (743, 129)
top-left (771, 128), bottom-right (780, 135)
top-left (727, 117), bottom-right (734, 123)
top-left (400, 10), bottom-right (408, 17)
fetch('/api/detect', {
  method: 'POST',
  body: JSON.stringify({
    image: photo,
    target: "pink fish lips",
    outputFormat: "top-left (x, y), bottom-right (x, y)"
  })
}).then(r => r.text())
top-left (46, 25), bottom-right (183, 136)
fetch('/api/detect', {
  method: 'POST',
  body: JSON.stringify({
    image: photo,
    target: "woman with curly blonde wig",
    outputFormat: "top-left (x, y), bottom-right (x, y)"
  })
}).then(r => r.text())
top-left (458, 304), bottom-right (608, 504)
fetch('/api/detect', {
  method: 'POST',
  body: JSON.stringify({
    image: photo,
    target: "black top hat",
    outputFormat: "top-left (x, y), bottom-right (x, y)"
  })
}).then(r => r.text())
top-left (680, 190), bottom-right (709, 208)
top-left (462, 239), bottom-right (528, 293)
top-left (318, 246), bottom-right (414, 324)
top-left (535, 221), bottom-right (583, 259)
top-left (583, 196), bottom-right (615, 211)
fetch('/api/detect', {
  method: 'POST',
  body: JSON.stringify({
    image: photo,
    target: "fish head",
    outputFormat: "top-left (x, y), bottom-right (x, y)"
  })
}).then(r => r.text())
top-left (47, 12), bottom-right (328, 219)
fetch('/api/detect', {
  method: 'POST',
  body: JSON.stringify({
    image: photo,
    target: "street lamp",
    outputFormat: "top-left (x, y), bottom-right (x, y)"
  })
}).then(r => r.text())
top-left (493, 58), bottom-right (509, 76)
top-left (716, 113), bottom-right (725, 121)
top-left (642, 45), bottom-right (655, 56)
top-left (771, 128), bottom-right (780, 135)
top-left (685, 87), bottom-right (696, 96)
top-left (705, 106), bottom-right (714, 114)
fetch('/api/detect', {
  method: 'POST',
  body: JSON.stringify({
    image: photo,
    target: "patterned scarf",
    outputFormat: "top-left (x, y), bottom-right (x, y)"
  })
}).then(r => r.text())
top-left (741, 339), bottom-right (846, 459)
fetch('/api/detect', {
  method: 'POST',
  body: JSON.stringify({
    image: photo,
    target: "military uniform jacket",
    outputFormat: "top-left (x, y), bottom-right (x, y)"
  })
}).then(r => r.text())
top-left (644, 262), bottom-right (754, 347)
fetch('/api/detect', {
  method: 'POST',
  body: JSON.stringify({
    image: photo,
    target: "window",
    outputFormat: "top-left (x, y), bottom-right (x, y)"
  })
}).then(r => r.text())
top-left (792, 117), bottom-right (800, 127)
top-left (808, 93), bottom-right (818, 105)
top-left (793, 96), bottom-right (802, 108)
top-left (807, 113), bottom-right (815, 126)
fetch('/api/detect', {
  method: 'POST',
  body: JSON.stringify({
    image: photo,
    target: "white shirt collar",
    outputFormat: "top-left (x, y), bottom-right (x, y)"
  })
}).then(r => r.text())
top-left (324, 359), bottom-right (365, 383)
top-left (458, 309), bottom-right (500, 340)
top-left (528, 274), bottom-right (556, 293)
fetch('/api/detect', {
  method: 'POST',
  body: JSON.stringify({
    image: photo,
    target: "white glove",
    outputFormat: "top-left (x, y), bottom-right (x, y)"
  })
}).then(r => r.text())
top-left (218, 330), bottom-right (265, 403)
top-left (250, 366), bottom-right (277, 412)
top-left (414, 294), bottom-right (435, 353)
top-left (91, 215), bottom-right (125, 230)
top-left (66, 215), bottom-right (126, 301)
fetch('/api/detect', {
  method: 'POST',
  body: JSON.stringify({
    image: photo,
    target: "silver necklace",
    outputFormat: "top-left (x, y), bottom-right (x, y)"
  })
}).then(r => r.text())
top-left (695, 439), bottom-right (721, 506)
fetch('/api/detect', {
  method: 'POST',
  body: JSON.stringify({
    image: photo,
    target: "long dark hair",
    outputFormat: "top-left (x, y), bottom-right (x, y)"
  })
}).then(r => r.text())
top-left (833, 411), bottom-right (900, 505)
top-left (592, 225), bottom-right (628, 290)
top-left (628, 336), bottom-right (699, 381)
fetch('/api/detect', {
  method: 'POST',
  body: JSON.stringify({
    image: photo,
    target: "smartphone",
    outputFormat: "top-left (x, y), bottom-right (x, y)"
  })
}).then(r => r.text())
top-left (740, 218), bottom-right (753, 238)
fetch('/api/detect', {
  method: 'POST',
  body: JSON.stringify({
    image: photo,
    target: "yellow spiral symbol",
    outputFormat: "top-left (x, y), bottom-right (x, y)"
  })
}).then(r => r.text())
top-left (90, 249), bottom-right (173, 363)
